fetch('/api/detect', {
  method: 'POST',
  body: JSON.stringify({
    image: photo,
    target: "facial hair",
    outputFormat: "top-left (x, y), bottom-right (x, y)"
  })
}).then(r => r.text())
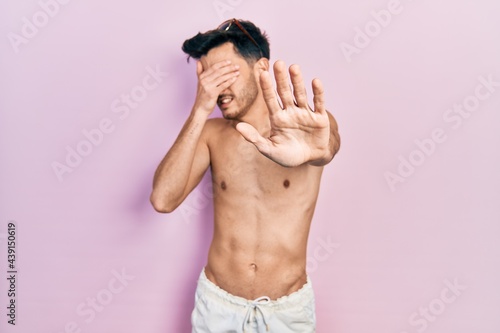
top-left (221, 72), bottom-right (259, 120)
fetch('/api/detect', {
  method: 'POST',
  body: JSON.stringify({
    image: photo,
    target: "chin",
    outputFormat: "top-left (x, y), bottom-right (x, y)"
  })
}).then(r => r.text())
top-left (222, 112), bottom-right (238, 120)
top-left (220, 103), bottom-right (250, 120)
top-left (221, 108), bottom-right (240, 120)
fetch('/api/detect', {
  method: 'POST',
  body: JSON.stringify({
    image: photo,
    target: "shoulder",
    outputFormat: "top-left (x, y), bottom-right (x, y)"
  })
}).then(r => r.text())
top-left (201, 117), bottom-right (235, 143)
top-left (203, 117), bottom-right (229, 135)
top-left (205, 117), bottom-right (228, 128)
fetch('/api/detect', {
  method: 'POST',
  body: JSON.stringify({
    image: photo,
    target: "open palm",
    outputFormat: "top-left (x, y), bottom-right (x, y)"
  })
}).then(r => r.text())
top-left (236, 60), bottom-right (330, 167)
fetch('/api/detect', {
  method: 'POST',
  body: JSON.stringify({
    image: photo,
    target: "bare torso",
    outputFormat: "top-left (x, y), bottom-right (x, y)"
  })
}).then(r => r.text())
top-left (203, 118), bottom-right (324, 300)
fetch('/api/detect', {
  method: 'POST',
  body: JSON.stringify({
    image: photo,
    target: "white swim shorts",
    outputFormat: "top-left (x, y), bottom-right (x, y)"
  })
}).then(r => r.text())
top-left (191, 269), bottom-right (316, 333)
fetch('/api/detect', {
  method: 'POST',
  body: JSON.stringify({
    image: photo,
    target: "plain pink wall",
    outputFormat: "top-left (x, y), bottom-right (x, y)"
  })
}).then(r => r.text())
top-left (1, 0), bottom-right (499, 332)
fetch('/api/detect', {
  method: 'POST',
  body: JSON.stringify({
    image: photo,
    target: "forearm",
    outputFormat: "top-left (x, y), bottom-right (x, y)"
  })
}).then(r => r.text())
top-left (150, 110), bottom-right (208, 211)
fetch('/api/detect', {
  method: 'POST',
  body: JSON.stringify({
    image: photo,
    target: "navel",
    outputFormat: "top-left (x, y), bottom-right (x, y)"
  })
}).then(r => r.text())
top-left (283, 179), bottom-right (290, 188)
top-left (220, 181), bottom-right (227, 190)
top-left (249, 263), bottom-right (258, 271)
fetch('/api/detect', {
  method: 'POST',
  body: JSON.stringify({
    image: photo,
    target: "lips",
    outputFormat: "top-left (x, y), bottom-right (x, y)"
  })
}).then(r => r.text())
top-left (218, 95), bottom-right (234, 108)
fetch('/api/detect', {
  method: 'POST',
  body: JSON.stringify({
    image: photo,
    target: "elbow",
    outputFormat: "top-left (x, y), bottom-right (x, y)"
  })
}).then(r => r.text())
top-left (324, 130), bottom-right (341, 165)
top-left (150, 192), bottom-right (178, 214)
top-left (330, 138), bottom-right (341, 161)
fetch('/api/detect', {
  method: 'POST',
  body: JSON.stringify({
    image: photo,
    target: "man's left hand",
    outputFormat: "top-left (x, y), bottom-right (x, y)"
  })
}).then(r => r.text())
top-left (236, 60), bottom-right (331, 167)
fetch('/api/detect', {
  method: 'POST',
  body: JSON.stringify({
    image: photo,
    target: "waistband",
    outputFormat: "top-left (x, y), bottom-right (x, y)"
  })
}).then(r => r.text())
top-left (196, 268), bottom-right (314, 311)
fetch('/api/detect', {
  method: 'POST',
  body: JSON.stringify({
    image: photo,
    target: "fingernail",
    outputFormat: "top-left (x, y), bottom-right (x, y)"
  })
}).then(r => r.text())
top-left (234, 65), bottom-right (240, 69)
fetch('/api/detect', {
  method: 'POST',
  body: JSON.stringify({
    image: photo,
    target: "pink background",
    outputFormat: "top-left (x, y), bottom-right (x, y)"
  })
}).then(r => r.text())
top-left (1, 0), bottom-right (500, 332)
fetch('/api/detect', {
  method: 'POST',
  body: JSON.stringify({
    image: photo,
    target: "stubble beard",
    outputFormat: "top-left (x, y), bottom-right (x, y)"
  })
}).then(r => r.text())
top-left (222, 73), bottom-right (259, 121)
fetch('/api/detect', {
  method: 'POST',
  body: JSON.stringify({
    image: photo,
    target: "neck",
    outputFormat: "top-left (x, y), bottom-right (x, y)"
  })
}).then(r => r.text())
top-left (235, 96), bottom-right (271, 136)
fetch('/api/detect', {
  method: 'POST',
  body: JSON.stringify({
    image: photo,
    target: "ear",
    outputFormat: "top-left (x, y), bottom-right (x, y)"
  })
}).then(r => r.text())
top-left (254, 58), bottom-right (270, 73)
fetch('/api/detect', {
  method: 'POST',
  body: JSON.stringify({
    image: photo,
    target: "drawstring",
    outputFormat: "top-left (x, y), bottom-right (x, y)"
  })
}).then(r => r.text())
top-left (242, 296), bottom-right (270, 332)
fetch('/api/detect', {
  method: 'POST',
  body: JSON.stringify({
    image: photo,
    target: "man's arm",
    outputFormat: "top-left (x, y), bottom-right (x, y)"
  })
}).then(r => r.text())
top-left (150, 112), bottom-right (210, 213)
top-left (150, 60), bottom-right (240, 213)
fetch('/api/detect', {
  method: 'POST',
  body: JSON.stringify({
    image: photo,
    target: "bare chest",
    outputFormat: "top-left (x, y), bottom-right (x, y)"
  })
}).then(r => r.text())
top-left (209, 134), bottom-right (318, 197)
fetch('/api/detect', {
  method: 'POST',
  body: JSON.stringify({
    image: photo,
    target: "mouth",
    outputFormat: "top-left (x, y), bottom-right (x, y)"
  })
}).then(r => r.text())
top-left (217, 95), bottom-right (234, 109)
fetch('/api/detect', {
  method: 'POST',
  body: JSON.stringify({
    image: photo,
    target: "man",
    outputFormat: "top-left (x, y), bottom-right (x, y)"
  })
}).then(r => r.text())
top-left (150, 19), bottom-right (340, 333)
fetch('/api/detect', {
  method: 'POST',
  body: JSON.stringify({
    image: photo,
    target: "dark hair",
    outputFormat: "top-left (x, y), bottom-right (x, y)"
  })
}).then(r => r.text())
top-left (182, 20), bottom-right (270, 63)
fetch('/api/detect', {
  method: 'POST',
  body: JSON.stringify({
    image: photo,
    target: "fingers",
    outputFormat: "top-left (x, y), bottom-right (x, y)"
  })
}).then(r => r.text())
top-left (196, 61), bottom-right (203, 77)
top-left (289, 64), bottom-right (308, 108)
top-left (235, 122), bottom-right (271, 157)
top-left (199, 60), bottom-right (240, 93)
top-left (216, 73), bottom-right (239, 90)
top-left (274, 60), bottom-right (295, 108)
top-left (212, 70), bottom-right (239, 88)
top-left (312, 78), bottom-right (326, 115)
top-left (266, 61), bottom-right (313, 112)
top-left (194, 60), bottom-right (239, 113)
top-left (260, 71), bottom-right (282, 115)
top-left (199, 60), bottom-right (239, 84)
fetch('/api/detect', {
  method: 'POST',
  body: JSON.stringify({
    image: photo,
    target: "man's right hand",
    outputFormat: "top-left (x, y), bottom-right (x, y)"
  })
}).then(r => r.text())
top-left (193, 60), bottom-right (240, 114)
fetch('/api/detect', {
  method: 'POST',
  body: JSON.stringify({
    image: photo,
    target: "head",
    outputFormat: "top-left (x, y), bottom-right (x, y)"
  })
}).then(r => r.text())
top-left (182, 19), bottom-right (271, 120)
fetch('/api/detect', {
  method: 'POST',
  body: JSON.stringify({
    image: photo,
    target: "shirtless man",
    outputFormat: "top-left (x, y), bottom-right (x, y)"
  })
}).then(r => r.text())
top-left (150, 19), bottom-right (340, 332)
